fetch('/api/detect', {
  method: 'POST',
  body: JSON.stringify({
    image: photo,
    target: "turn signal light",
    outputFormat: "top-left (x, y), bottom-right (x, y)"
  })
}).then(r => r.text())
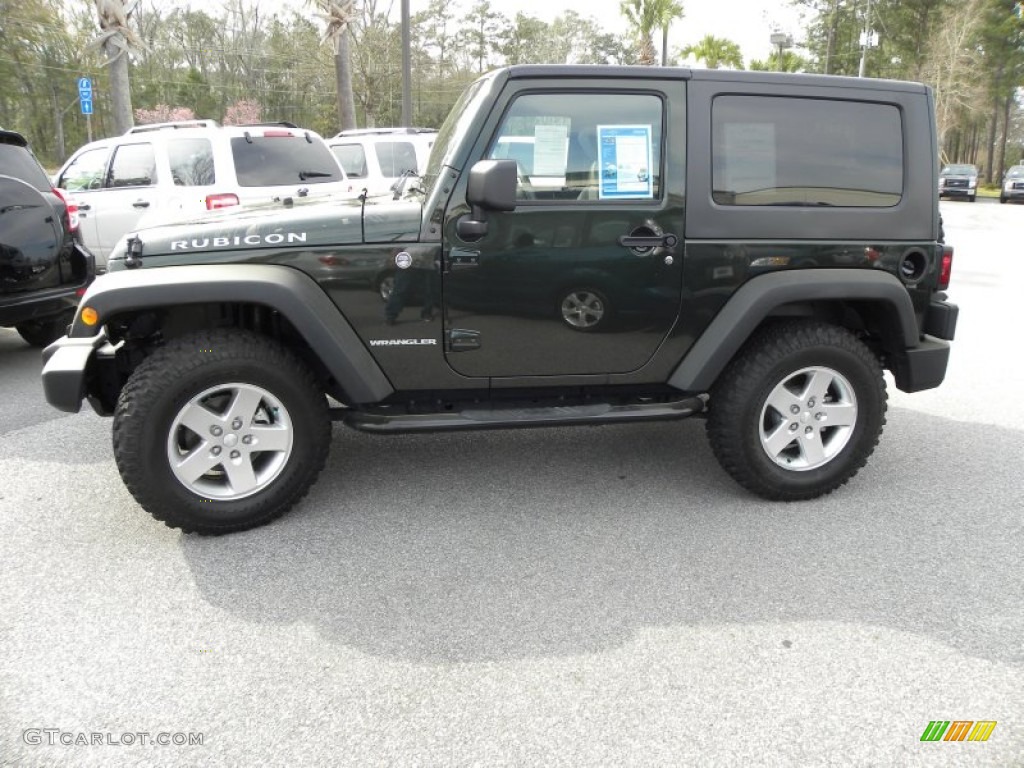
top-left (81, 307), bottom-right (99, 326)
top-left (938, 246), bottom-right (953, 290)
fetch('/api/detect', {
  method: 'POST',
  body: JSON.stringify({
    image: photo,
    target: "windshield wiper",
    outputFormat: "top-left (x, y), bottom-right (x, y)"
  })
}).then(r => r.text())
top-left (298, 170), bottom-right (333, 180)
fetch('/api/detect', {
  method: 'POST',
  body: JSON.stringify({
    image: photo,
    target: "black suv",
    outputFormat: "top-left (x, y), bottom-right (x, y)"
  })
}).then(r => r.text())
top-left (41, 67), bottom-right (958, 534)
top-left (1, 129), bottom-right (94, 346)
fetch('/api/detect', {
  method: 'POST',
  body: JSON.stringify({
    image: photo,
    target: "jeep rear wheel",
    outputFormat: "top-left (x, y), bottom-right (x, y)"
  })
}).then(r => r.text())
top-left (706, 320), bottom-right (886, 500)
top-left (112, 330), bottom-right (331, 534)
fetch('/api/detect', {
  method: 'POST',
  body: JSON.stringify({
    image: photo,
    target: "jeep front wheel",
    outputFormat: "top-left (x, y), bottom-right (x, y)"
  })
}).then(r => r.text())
top-left (706, 320), bottom-right (886, 500)
top-left (112, 330), bottom-right (331, 534)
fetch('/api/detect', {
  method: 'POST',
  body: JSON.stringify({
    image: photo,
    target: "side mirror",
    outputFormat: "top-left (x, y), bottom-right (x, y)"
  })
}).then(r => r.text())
top-left (457, 159), bottom-right (517, 240)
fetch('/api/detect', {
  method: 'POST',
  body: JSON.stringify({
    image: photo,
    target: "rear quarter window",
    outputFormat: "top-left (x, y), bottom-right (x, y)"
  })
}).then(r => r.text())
top-left (0, 143), bottom-right (52, 192)
top-left (168, 138), bottom-right (215, 186)
top-left (712, 95), bottom-right (904, 207)
top-left (231, 137), bottom-right (343, 187)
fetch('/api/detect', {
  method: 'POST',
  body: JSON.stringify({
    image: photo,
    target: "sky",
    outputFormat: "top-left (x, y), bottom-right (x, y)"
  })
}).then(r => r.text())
top-left (193, 0), bottom-right (807, 65)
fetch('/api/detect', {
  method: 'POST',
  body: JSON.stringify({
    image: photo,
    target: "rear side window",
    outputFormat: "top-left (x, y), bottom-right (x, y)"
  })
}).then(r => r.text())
top-left (59, 147), bottom-right (110, 191)
top-left (0, 143), bottom-right (52, 192)
top-left (331, 144), bottom-right (367, 178)
top-left (374, 141), bottom-right (418, 176)
top-left (168, 138), bottom-right (215, 186)
top-left (712, 96), bottom-right (903, 207)
top-left (231, 137), bottom-right (343, 186)
top-left (108, 143), bottom-right (157, 188)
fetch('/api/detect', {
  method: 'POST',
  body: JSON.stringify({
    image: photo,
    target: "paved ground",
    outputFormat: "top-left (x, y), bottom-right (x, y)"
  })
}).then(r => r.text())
top-left (0, 201), bottom-right (1021, 766)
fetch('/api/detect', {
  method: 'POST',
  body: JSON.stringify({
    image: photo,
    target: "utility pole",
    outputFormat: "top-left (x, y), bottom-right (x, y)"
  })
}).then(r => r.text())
top-left (401, 0), bottom-right (411, 126)
top-left (858, 0), bottom-right (873, 78)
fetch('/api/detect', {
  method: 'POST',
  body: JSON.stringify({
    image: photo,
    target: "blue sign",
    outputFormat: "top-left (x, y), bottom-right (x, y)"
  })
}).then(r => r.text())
top-left (78, 77), bottom-right (92, 94)
top-left (80, 98), bottom-right (94, 116)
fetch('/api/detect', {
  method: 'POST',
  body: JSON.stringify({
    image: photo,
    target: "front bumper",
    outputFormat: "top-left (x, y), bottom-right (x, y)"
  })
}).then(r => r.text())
top-left (41, 330), bottom-right (108, 413)
top-left (1002, 187), bottom-right (1024, 201)
top-left (939, 186), bottom-right (975, 198)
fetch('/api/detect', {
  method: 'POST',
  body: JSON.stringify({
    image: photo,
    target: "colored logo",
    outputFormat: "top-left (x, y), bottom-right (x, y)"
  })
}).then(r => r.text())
top-left (920, 721), bottom-right (997, 742)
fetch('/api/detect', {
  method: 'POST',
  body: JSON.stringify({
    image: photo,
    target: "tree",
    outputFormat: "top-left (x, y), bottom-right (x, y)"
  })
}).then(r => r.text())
top-left (93, 0), bottom-right (143, 134)
top-left (135, 105), bottom-right (195, 124)
top-left (749, 51), bottom-right (810, 72)
top-left (680, 35), bottom-right (744, 69)
top-left (620, 0), bottom-right (684, 66)
top-left (311, 1), bottom-right (358, 131)
top-left (223, 100), bottom-right (262, 125)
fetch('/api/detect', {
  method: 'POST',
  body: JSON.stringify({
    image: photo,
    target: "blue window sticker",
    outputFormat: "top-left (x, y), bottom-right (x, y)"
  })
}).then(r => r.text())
top-left (597, 125), bottom-right (654, 200)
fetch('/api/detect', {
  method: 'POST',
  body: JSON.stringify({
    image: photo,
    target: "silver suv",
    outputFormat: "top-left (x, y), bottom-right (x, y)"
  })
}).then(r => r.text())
top-left (328, 127), bottom-right (436, 197)
top-left (56, 121), bottom-right (354, 267)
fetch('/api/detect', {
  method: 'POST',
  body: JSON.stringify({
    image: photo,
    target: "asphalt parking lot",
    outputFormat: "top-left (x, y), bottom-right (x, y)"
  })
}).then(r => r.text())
top-left (1, 201), bottom-right (1021, 767)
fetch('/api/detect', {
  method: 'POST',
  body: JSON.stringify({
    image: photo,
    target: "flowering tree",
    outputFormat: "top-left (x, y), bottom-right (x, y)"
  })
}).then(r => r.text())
top-left (134, 105), bottom-right (196, 124)
top-left (223, 99), bottom-right (263, 125)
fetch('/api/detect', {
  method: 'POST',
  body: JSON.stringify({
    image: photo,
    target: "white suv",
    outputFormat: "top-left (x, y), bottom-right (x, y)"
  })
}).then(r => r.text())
top-left (328, 127), bottom-right (436, 197)
top-left (56, 121), bottom-right (354, 266)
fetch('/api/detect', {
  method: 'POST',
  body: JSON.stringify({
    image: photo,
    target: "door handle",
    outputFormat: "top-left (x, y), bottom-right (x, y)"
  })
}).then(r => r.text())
top-left (618, 232), bottom-right (678, 249)
top-left (78, 204), bottom-right (91, 211)
top-left (132, 200), bottom-right (151, 209)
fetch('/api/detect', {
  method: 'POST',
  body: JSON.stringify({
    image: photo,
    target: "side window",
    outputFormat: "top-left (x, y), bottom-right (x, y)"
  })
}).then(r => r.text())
top-left (712, 96), bottom-right (903, 207)
top-left (331, 144), bottom-right (367, 178)
top-left (58, 147), bottom-right (111, 191)
top-left (167, 138), bottom-right (215, 186)
top-left (107, 143), bottom-right (157, 188)
top-left (486, 92), bottom-right (663, 202)
top-left (375, 141), bottom-right (417, 176)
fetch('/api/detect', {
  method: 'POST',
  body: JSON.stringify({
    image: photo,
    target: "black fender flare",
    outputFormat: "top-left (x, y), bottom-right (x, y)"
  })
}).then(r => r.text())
top-left (70, 264), bottom-right (394, 404)
top-left (668, 269), bottom-right (920, 392)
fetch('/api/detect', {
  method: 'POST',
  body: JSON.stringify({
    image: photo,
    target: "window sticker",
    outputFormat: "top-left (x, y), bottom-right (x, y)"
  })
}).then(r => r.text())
top-left (532, 124), bottom-right (569, 176)
top-left (597, 125), bottom-right (653, 200)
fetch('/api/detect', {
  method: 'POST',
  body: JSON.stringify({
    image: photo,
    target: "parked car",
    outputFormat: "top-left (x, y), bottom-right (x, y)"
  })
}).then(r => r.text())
top-left (328, 127), bottom-right (437, 197)
top-left (1000, 165), bottom-right (1024, 204)
top-left (1, 128), bottom-right (94, 346)
top-left (55, 121), bottom-right (354, 267)
top-left (938, 163), bottom-right (978, 202)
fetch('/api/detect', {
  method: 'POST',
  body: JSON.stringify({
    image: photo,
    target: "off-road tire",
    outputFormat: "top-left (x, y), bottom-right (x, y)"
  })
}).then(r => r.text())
top-left (112, 329), bottom-right (331, 534)
top-left (706, 320), bottom-right (887, 501)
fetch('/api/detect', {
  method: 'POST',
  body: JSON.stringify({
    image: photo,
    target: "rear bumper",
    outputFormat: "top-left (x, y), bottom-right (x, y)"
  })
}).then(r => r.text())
top-left (891, 299), bottom-right (958, 393)
top-left (0, 283), bottom-right (83, 328)
top-left (41, 330), bottom-right (108, 413)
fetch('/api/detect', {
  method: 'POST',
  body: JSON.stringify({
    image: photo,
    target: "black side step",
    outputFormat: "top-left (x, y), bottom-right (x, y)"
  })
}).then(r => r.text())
top-left (341, 397), bottom-right (706, 434)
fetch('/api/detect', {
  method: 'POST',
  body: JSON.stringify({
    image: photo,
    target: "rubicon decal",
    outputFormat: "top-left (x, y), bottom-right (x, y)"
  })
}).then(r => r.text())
top-left (368, 338), bottom-right (437, 347)
top-left (920, 721), bottom-right (997, 742)
top-left (170, 232), bottom-right (308, 250)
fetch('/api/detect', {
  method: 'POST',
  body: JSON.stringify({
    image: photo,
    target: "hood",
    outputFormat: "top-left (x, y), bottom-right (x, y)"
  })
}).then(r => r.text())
top-left (107, 194), bottom-right (423, 268)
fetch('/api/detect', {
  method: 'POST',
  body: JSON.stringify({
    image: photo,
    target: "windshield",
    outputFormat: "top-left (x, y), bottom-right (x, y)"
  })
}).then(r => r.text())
top-left (941, 164), bottom-right (976, 175)
top-left (420, 76), bottom-right (493, 197)
top-left (1006, 166), bottom-right (1024, 179)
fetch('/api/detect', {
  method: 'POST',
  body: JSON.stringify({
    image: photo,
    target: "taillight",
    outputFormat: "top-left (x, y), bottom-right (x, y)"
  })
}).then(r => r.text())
top-left (938, 245), bottom-right (953, 290)
top-left (52, 187), bottom-right (79, 232)
top-left (206, 193), bottom-right (240, 210)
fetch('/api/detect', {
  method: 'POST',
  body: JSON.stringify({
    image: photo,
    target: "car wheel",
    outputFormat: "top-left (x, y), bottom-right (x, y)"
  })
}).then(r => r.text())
top-left (16, 311), bottom-right (73, 347)
top-left (969, 194), bottom-right (976, 202)
top-left (558, 288), bottom-right (609, 332)
top-left (1000, 196), bottom-right (1007, 204)
top-left (112, 329), bottom-right (331, 534)
top-left (706, 320), bottom-right (886, 500)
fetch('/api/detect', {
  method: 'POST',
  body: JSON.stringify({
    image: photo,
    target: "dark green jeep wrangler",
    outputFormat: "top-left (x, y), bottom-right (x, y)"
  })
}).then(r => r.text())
top-left (42, 66), bottom-right (958, 534)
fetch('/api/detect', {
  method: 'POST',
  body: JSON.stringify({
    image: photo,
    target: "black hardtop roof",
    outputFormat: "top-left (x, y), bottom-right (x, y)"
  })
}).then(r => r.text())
top-left (501, 65), bottom-right (927, 94)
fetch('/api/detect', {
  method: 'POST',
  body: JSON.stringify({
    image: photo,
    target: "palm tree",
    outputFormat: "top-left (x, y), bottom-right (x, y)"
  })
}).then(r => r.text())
top-left (749, 51), bottom-right (808, 73)
top-left (93, 0), bottom-right (142, 134)
top-left (680, 34), bottom-right (744, 69)
top-left (620, 0), bottom-right (684, 66)
top-left (311, 1), bottom-right (358, 131)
